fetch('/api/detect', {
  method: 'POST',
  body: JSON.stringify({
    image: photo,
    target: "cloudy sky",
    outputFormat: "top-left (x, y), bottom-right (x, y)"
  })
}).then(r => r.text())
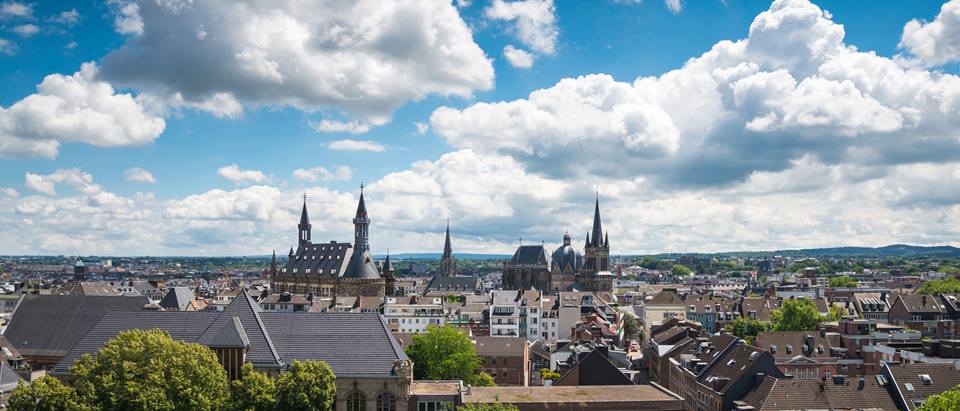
top-left (1, 0), bottom-right (960, 256)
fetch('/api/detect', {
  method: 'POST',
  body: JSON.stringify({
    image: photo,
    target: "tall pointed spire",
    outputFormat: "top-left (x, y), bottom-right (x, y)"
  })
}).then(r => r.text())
top-left (591, 190), bottom-right (603, 247)
top-left (585, 232), bottom-right (590, 249)
top-left (443, 219), bottom-right (453, 259)
top-left (270, 250), bottom-right (277, 277)
top-left (298, 194), bottom-right (311, 247)
top-left (440, 219), bottom-right (457, 276)
top-left (353, 183), bottom-right (370, 253)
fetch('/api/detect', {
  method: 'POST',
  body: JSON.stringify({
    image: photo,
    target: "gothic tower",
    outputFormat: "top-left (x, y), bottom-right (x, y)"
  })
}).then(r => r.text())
top-left (269, 250), bottom-right (277, 278)
top-left (353, 184), bottom-right (370, 253)
top-left (298, 195), bottom-right (311, 248)
top-left (440, 220), bottom-right (457, 276)
top-left (583, 193), bottom-right (610, 274)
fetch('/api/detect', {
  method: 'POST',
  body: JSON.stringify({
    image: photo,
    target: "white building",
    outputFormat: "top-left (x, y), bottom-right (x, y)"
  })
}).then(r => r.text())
top-left (382, 296), bottom-right (445, 333)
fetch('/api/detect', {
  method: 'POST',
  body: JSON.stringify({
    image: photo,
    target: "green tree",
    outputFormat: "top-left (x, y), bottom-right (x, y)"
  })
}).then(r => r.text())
top-left (231, 363), bottom-right (276, 411)
top-left (769, 299), bottom-right (824, 331)
top-left (621, 313), bottom-right (640, 342)
top-left (725, 317), bottom-right (764, 341)
top-left (406, 325), bottom-right (490, 386)
top-left (458, 400), bottom-right (520, 411)
top-left (538, 368), bottom-right (560, 382)
top-left (471, 371), bottom-right (496, 387)
top-left (919, 278), bottom-right (960, 295)
top-left (275, 360), bottom-right (337, 411)
top-left (828, 276), bottom-right (858, 288)
top-left (920, 384), bottom-right (960, 410)
top-left (70, 329), bottom-right (229, 411)
top-left (671, 264), bottom-right (692, 276)
top-left (8, 376), bottom-right (90, 411)
top-left (827, 305), bottom-right (847, 321)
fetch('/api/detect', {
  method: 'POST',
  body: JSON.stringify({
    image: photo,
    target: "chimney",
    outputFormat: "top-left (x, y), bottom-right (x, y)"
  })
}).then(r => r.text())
top-left (804, 335), bottom-right (815, 355)
top-left (756, 372), bottom-right (765, 385)
top-left (881, 291), bottom-right (887, 302)
top-left (923, 295), bottom-right (927, 306)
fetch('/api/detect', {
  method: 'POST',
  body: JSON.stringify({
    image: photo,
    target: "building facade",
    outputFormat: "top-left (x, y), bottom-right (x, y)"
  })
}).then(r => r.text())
top-left (271, 188), bottom-right (390, 297)
top-left (502, 196), bottom-right (613, 292)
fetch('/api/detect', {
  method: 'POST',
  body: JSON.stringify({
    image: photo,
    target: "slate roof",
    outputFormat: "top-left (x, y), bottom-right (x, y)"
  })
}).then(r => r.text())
top-left (259, 312), bottom-right (407, 377)
top-left (0, 362), bottom-right (23, 393)
top-left (66, 281), bottom-right (122, 296)
top-left (282, 241), bottom-right (352, 279)
top-left (555, 349), bottom-right (632, 386)
top-left (158, 287), bottom-right (195, 311)
top-left (885, 363), bottom-right (960, 410)
top-left (509, 245), bottom-right (550, 267)
top-left (473, 336), bottom-right (526, 356)
top-left (426, 276), bottom-right (481, 292)
top-left (742, 375), bottom-right (900, 410)
top-left (895, 294), bottom-right (947, 313)
top-left (3, 294), bottom-right (149, 359)
top-left (754, 331), bottom-right (832, 359)
top-left (342, 249), bottom-right (381, 280)
top-left (52, 293), bottom-right (406, 378)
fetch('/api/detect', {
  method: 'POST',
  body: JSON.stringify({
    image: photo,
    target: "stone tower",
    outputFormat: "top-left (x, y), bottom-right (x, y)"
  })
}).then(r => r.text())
top-left (440, 220), bottom-right (457, 276)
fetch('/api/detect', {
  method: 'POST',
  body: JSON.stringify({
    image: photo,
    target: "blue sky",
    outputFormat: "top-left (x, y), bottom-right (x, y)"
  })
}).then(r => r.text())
top-left (1, 0), bottom-right (960, 256)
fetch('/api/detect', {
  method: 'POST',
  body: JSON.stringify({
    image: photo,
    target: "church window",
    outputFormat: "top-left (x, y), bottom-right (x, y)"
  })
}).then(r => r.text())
top-left (346, 391), bottom-right (366, 411)
top-left (377, 392), bottom-right (396, 411)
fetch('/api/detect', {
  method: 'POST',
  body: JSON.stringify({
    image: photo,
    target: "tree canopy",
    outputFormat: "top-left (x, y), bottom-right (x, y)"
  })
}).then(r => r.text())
top-left (70, 329), bottom-right (230, 411)
top-left (9, 376), bottom-right (90, 411)
top-left (769, 299), bottom-right (823, 331)
top-left (405, 325), bottom-right (493, 386)
top-left (458, 400), bottom-right (520, 411)
top-left (275, 360), bottom-right (337, 411)
top-left (621, 313), bottom-right (639, 342)
top-left (725, 317), bottom-right (765, 340)
top-left (231, 363), bottom-right (277, 411)
top-left (828, 276), bottom-right (858, 288)
top-left (918, 277), bottom-right (960, 295)
top-left (671, 264), bottom-right (692, 276)
top-left (920, 384), bottom-right (960, 411)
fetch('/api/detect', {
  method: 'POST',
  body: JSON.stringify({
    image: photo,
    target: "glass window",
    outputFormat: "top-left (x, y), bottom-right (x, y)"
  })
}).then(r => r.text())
top-left (347, 391), bottom-right (366, 411)
top-left (377, 392), bottom-right (395, 411)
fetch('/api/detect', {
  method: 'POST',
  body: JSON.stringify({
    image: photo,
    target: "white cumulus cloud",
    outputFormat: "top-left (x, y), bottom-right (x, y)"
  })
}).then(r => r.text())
top-left (293, 165), bottom-right (352, 182)
top-left (503, 45), bottom-right (534, 68)
top-left (899, 0), bottom-right (960, 66)
top-left (0, 62), bottom-right (165, 159)
top-left (218, 164), bottom-right (267, 185)
top-left (326, 139), bottom-right (386, 152)
top-left (124, 167), bottom-right (156, 184)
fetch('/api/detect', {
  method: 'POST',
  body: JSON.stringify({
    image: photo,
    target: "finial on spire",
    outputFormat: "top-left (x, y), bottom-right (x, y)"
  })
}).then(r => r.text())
top-left (303, 192), bottom-right (307, 202)
top-left (360, 181), bottom-right (364, 192)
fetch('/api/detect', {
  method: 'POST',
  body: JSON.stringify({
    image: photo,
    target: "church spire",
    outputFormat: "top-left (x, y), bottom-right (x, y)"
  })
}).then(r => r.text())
top-left (270, 250), bottom-right (277, 277)
top-left (591, 191), bottom-right (603, 248)
top-left (440, 219), bottom-right (457, 276)
top-left (298, 194), bottom-right (311, 247)
top-left (353, 184), bottom-right (370, 253)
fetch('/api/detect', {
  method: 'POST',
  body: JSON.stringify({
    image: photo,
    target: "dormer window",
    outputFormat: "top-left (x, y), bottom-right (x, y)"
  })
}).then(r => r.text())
top-left (770, 345), bottom-right (777, 354)
top-left (786, 344), bottom-right (793, 354)
top-left (920, 374), bottom-right (932, 385)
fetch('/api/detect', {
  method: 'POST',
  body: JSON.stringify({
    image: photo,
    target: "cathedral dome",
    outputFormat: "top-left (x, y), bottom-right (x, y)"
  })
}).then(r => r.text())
top-left (551, 233), bottom-right (583, 273)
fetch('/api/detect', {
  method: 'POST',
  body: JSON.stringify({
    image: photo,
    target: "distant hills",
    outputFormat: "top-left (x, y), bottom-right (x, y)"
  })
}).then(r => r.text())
top-left (646, 244), bottom-right (960, 259)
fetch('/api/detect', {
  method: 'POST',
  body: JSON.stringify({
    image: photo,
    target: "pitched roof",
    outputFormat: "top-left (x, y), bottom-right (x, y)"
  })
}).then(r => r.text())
top-left (52, 310), bottom-right (221, 374)
top-left (66, 281), bottom-right (122, 296)
top-left (341, 249), bottom-right (381, 280)
top-left (754, 331), bottom-right (832, 359)
top-left (555, 349), bottom-right (632, 386)
top-left (509, 245), bottom-right (549, 266)
top-left (885, 363), bottom-right (960, 409)
top-left (743, 375), bottom-right (900, 410)
top-left (259, 312), bottom-right (407, 377)
top-left (0, 362), bottom-right (23, 393)
top-left (282, 242), bottom-right (351, 279)
top-left (197, 292), bottom-right (281, 367)
top-left (207, 317), bottom-right (250, 349)
top-left (895, 294), bottom-right (947, 313)
top-left (647, 290), bottom-right (684, 305)
top-left (473, 336), bottom-right (526, 356)
top-left (3, 294), bottom-right (149, 359)
top-left (158, 287), bottom-right (195, 311)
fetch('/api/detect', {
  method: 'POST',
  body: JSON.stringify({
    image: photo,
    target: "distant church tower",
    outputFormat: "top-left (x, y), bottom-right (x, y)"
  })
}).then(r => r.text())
top-left (73, 259), bottom-right (86, 283)
top-left (440, 220), bottom-right (457, 276)
top-left (298, 195), bottom-right (311, 248)
top-left (583, 193), bottom-right (610, 274)
top-left (353, 184), bottom-right (370, 253)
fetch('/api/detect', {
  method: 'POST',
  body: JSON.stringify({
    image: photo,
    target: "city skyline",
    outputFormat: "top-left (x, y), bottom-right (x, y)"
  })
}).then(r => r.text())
top-left (2, 0), bottom-right (960, 256)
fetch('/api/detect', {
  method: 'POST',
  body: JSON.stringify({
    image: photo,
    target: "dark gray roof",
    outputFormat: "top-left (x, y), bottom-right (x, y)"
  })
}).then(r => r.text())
top-left (510, 245), bottom-right (549, 266)
top-left (197, 292), bottom-right (280, 367)
top-left (158, 287), bottom-right (194, 311)
top-left (51, 293), bottom-right (405, 378)
top-left (0, 362), bottom-right (22, 393)
top-left (341, 249), bottom-right (381, 280)
top-left (53, 310), bottom-right (221, 374)
top-left (551, 235), bottom-right (583, 272)
top-left (3, 294), bottom-right (149, 359)
top-left (260, 311), bottom-right (408, 377)
top-left (426, 276), bottom-right (481, 292)
top-left (282, 241), bottom-right (351, 279)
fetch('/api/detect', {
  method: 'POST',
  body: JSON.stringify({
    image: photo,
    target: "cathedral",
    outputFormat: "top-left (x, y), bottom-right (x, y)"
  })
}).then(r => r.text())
top-left (270, 186), bottom-right (393, 297)
top-left (501, 195), bottom-right (613, 292)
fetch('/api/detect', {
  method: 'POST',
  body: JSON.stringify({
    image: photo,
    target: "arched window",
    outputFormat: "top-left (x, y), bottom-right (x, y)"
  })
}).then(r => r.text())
top-left (347, 391), bottom-right (366, 411)
top-left (376, 391), bottom-right (396, 411)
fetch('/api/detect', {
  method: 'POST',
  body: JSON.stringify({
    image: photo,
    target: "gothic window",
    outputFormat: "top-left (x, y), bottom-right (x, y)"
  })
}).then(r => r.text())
top-left (377, 392), bottom-right (396, 411)
top-left (347, 391), bottom-right (366, 411)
